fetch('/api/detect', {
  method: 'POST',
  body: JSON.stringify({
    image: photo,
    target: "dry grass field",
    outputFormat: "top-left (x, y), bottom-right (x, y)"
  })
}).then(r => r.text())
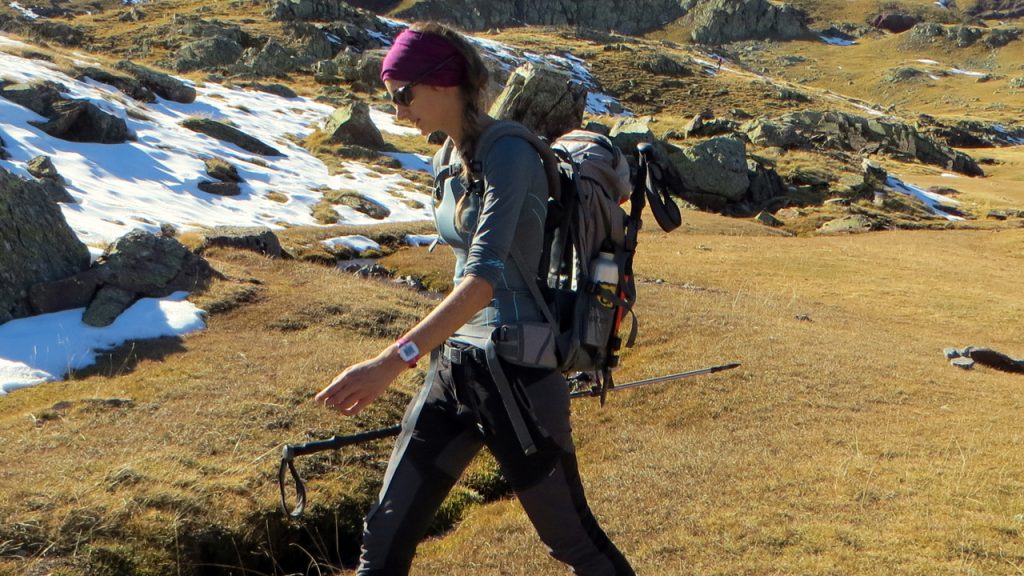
top-left (2, 0), bottom-right (1024, 574)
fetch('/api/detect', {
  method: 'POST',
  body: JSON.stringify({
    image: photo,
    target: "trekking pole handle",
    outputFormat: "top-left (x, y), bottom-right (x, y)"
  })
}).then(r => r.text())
top-left (279, 425), bottom-right (402, 518)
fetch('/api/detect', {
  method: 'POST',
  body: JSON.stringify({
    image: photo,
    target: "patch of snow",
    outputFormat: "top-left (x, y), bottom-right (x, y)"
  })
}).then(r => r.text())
top-left (948, 68), bottom-right (987, 77)
top-left (405, 234), bottom-right (437, 246)
top-left (940, 172), bottom-right (960, 178)
top-left (820, 35), bottom-right (856, 46)
top-left (8, 2), bottom-right (39, 19)
top-left (886, 176), bottom-right (963, 220)
top-left (0, 293), bottom-right (205, 393)
top-left (384, 151), bottom-right (432, 172)
top-left (915, 59), bottom-right (940, 65)
top-left (321, 235), bottom-right (381, 252)
top-left (849, 102), bottom-right (886, 117)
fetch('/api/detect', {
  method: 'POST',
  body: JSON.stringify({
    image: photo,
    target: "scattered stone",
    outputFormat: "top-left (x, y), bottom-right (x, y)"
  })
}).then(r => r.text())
top-left (26, 156), bottom-right (61, 181)
top-left (198, 181), bottom-right (242, 196)
top-left (1010, 77), bottom-right (1024, 89)
top-left (987, 209), bottom-right (1009, 220)
top-left (204, 157), bottom-right (242, 183)
top-left (323, 101), bottom-right (385, 148)
top-left (951, 357), bottom-right (975, 369)
top-left (637, 54), bottom-right (692, 76)
top-left (28, 100), bottom-right (131, 144)
top-left (944, 347), bottom-right (963, 359)
top-left (199, 226), bottom-right (283, 258)
top-left (244, 83), bottom-right (298, 98)
top-left (180, 117), bottom-right (282, 156)
top-left (794, 313), bottom-right (812, 322)
top-left (754, 210), bottom-right (783, 227)
top-left (244, 38), bottom-right (297, 77)
top-left (883, 67), bottom-right (927, 84)
top-left (870, 13), bottom-right (919, 34)
top-left (817, 215), bottom-right (873, 234)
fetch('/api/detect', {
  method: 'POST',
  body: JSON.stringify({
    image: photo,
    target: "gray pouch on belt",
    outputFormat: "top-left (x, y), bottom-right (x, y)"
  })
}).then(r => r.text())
top-left (494, 323), bottom-right (559, 370)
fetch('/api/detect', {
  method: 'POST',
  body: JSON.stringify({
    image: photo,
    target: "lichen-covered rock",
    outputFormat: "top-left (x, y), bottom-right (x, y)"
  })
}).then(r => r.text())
top-left (95, 230), bottom-right (215, 300)
top-left (665, 137), bottom-right (750, 202)
top-left (489, 63), bottom-right (586, 141)
top-left (114, 60), bottom-right (197, 104)
top-left (323, 101), bottom-right (385, 148)
top-left (180, 117), bottom-right (282, 156)
top-left (173, 36), bottom-right (245, 72)
top-left (984, 27), bottom-right (1022, 48)
top-left (691, 0), bottom-right (810, 45)
top-left (82, 285), bottom-right (137, 327)
top-left (243, 39), bottom-right (297, 77)
top-left (967, 0), bottom-right (1024, 19)
top-left (0, 167), bottom-right (90, 324)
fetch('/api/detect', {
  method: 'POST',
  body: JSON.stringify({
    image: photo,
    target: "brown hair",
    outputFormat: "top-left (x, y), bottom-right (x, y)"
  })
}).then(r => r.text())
top-left (410, 22), bottom-right (490, 176)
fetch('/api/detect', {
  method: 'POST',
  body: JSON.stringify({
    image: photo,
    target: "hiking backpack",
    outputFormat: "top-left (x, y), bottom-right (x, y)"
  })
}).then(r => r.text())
top-left (444, 120), bottom-right (682, 405)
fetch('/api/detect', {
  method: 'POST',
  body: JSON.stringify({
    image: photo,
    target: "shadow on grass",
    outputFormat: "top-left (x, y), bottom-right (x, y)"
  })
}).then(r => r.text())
top-left (68, 336), bottom-right (188, 381)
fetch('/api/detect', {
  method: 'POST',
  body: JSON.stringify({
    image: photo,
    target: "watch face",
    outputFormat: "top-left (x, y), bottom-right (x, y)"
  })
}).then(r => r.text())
top-left (398, 340), bottom-right (419, 362)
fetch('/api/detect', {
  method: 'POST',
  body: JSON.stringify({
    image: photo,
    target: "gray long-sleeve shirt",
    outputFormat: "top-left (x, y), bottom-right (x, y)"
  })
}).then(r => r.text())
top-left (432, 135), bottom-right (549, 329)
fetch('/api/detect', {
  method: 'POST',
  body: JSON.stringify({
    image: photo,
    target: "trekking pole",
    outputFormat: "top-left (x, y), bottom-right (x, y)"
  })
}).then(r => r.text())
top-left (279, 362), bottom-right (739, 518)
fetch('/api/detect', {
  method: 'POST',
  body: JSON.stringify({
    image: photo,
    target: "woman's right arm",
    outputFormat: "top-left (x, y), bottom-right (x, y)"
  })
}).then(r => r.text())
top-left (314, 273), bottom-right (494, 416)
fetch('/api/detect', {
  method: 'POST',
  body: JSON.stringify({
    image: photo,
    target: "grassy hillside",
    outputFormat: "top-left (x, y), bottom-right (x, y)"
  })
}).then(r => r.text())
top-left (1, 0), bottom-right (1023, 574)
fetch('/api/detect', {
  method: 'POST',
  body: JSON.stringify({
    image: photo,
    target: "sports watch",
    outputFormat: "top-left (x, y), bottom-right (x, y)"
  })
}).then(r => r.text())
top-left (395, 337), bottom-right (420, 368)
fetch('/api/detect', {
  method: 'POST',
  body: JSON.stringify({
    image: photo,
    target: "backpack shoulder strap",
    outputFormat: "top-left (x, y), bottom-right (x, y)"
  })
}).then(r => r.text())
top-left (472, 120), bottom-right (560, 203)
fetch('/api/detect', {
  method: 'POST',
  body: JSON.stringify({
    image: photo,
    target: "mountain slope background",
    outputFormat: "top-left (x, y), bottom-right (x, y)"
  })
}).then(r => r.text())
top-left (1, 0), bottom-right (1023, 574)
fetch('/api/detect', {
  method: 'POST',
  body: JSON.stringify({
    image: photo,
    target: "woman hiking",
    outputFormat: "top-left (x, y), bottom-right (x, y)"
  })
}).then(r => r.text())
top-left (314, 22), bottom-right (635, 576)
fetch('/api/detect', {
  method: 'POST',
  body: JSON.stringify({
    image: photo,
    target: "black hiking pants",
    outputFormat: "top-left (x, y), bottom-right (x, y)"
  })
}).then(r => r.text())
top-left (356, 343), bottom-right (635, 576)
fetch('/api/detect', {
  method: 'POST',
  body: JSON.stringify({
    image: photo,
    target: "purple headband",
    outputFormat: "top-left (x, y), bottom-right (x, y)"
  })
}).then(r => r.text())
top-left (380, 29), bottom-right (465, 87)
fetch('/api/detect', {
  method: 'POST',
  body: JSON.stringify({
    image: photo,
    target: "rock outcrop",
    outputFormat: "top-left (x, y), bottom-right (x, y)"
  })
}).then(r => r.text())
top-left (392, 0), bottom-right (686, 35)
top-left (1, 81), bottom-right (130, 144)
top-left (1, 167), bottom-right (90, 325)
top-left (180, 118), bottom-right (282, 156)
top-left (489, 63), bottom-right (587, 141)
top-left (28, 230), bottom-right (217, 326)
top-left (114, 60), bottom-right (197, 104)
top-left (690, 0), bottom-right (810, 45)
top-left (740, 111), bottom-right (983, 176)
top-left (967, 0), bottom-right (1024, 19)
top-left (870, 13), bottom-right (919, 34)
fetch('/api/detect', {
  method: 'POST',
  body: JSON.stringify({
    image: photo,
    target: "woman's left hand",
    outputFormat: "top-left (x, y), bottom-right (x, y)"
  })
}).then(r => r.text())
top-left (315, 353), bottom-right (405, 416)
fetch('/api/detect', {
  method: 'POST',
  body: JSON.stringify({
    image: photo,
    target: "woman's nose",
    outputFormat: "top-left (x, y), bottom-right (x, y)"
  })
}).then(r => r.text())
top-left (394, 105), bottom-right (410, 121)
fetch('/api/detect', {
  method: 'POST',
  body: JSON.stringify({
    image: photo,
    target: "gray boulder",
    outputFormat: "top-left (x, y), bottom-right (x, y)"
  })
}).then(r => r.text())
top-left (180, 117), bottom-right (282, 156)
top-left (173, 36), bottom-right (245, 72)
top-left (0, 167), bottom-right (90, 324)
top-left (691, 0), bottom-right (810, 45)
top-left (637, 54), bottom-right (693, 76)
top-left (198, 181), bottom-right (242, 196)
top-left (489, 63), bottom-right (586, 141)
top-left (0, 80), bottom-right (66, 117)
top-left (243, 39), bottom-right (297, 77)
top-left (609, 117), bottom-right (658, 156)
top-left (27, 156), bottom-right (75, 204)
top-left (77, 66), bottom-right (156, 102)
top-left (324, 101), bottom-right (385, 148)
top-left (1011, 77), bottom-right (1024, 89)
top-left (114, 61), bottom-right (197, 104)
top-left (740, 111), bottom-right (983, 176)
top-left (985, 28), bottom-right (1022, 48)
top-left (83, 286), bottom-right (137, 328)
top-left (684, 113), bottom-right (739, 138)
top-left (666, 137), bottom-right (750, 202)
top-left (947, 25), bottom-right (984, 48)
top-left (29, 100), bottom-right (131, 144)
top-left (334, 49), bottom-right (387, 89)
top-left (199, 226), bottom-right (283, 258)
top-left (204, 157), bottom-right (242, 182)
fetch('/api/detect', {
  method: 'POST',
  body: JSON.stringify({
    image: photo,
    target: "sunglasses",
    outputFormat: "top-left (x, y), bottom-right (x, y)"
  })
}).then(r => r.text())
top-left (390, 54), bottom-right (458, 107)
